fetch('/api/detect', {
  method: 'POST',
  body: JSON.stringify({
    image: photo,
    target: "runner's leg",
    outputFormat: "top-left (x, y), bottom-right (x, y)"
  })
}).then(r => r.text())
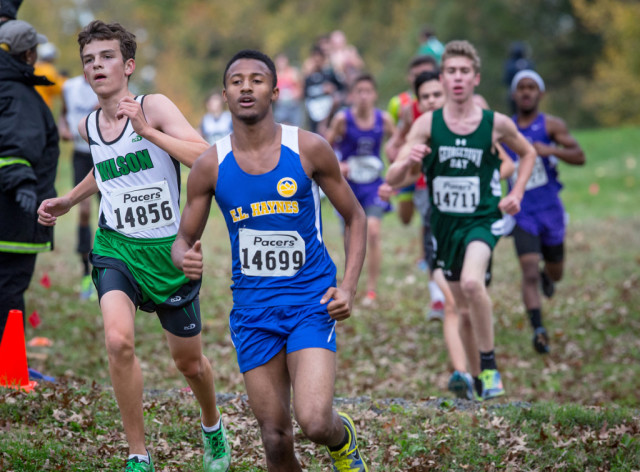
top-left (165, 332), bottom-right (220, 427)
top-left (459, 241), bottom-right (493, 352)
top-left (100, 290), bottom-right (146, 455)
top-left (288, 348), bottom-right (344, 446)
top-left (434, 269), bottom-right (468, 373)
top-left (519, 252), bottom-right (542, 310)
top-left (244, 349), bottom-right (301, 472)
top-left (448, 281), bottom-right (480, 377)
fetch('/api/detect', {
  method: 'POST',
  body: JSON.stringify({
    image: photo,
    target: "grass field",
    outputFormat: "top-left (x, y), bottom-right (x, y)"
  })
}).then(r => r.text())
top-left (1, 125), bottom-right (639, 471)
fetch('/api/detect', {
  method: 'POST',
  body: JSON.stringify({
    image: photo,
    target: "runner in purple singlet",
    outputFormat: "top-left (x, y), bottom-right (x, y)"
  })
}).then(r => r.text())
top-left (503, 70), bottom-right (585, 354)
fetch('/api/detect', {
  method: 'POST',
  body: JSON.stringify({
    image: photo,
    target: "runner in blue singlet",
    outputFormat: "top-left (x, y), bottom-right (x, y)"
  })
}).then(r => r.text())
top-left (172, 50), bottom-right (370, 472)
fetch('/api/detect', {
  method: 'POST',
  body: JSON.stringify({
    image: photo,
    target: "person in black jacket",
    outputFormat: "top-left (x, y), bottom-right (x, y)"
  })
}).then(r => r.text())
top-left (0, 0), bottom-right (23, 24)
top-left (0, 19), bottom-right (59, 342)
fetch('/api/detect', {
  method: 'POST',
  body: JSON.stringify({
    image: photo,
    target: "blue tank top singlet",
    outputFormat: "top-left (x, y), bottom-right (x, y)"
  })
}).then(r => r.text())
top-left (214, 125), bottom-right (337, 307)
top-left (504, 113), bottom-right (563, 212)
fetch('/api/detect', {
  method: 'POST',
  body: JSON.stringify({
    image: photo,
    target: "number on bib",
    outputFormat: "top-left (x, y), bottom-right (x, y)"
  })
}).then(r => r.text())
top-left (347, 155), bottom-right (384, 184)
top-left (510, 156), bottom-right (549, 191)
top-left (239, 228), bottom-right (306, 277)
top-left (305, 96), bottom-right (333, 122)
top-left (432, 176), bottom-right (480, 214)
top-left (110, 181), bottom-right (176, 235)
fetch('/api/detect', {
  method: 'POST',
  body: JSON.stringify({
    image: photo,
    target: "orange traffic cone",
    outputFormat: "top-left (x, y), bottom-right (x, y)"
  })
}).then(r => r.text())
top-left (0, 310), bottom-right (37, 392)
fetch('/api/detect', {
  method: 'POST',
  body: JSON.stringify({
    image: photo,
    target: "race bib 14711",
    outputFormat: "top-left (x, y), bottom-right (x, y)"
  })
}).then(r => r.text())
top-left (432, 176), bottom-right (480, 213)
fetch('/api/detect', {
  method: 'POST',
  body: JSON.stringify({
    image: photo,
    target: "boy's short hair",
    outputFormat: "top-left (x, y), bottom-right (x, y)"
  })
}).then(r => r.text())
top-left (441, 40), bottom-right (481, 72)
top-left (351, 73), bottom-right (376, 90)
top-left (78, 20), bottom-right (136, 62)
top-left (408, 55), bottom-right (437, 71)
top-left (223, 49), bottom-right (278, 89)
top-left (413, 70), bottom-right (441, 96)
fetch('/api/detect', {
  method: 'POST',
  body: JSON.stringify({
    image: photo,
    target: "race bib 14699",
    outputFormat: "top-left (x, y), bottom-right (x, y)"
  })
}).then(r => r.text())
top-left (239, 228), bottom-right (306, 277)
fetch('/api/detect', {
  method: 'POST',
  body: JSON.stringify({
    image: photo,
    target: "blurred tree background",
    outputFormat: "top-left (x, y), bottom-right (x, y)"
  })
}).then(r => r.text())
top-left (18, 0), bottom-right (639, 128)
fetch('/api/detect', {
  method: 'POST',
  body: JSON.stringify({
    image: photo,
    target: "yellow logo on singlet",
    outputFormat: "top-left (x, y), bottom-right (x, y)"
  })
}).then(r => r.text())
top-left (277, 177), bottom-right (297, 198)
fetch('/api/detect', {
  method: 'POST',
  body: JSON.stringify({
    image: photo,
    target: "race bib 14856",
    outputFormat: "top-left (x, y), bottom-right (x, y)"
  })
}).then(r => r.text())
top-left (110, 180), bottom-right (176, 235)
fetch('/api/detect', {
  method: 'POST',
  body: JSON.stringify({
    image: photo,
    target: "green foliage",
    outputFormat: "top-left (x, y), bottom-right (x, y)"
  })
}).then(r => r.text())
top-left (572, 0), bottom-right (640, 125)
top-left (18, 0), bottom-right (631, 128)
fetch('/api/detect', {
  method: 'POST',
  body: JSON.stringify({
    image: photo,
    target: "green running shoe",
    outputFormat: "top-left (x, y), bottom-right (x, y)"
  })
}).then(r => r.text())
top-left (479, 369), bottom-right (505, 400)
top-left (125, 453), bottom-right (154, 472)
top-left (80, 274), bottom-right (96, 301)
top-left (328, 412), bottom-right (369, 472)
top-left (202, 419), bottom-right (231, 472)
top-left (448, 370), bottom-right (474, 400)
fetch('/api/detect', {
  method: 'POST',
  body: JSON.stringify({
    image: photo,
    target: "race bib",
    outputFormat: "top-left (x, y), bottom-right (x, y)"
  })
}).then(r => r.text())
top-left (239, 228), bottom-right (306, 277)
top-left (347, 155), bottom-right (383, 184)
top-left (110, 181), bottom-right (176, 235)
top-left (305, 96), bottom-right (333, 122)
top-left (511, 156), bottom-right (549, 191)
top-left (432, 176), bottom-right (480, 213)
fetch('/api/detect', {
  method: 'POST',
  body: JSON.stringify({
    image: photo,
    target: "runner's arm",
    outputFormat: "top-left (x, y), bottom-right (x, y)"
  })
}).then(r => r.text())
top-left (384, 105), bottom-right (413, 163)
top-left (382, 111), bottom-right (396, 142)
top-left (540, 115), bottom-right (585, 165)
top-left (323, 111), bottom-right (349, 177)
top-left (385, 112), bottom-right (431, 187)
top-left (117, 94), bottom-right (209, 169)
top-left (172, 149), bottom-right (217, 278)
top-left (301, 130), bottom-right (366, 320)
top-left (495, 113), bottom-right (536, 214)
top-left (37, 170), bottom-right (99, 226)
top-left (324, 111), bottom-right (346, 147)
top-left (496, 143), bottom-right (516, 179)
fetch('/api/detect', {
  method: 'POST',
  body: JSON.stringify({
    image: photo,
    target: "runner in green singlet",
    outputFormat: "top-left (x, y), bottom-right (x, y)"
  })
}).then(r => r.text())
top-left (386, 40), bottom-right (536, 401)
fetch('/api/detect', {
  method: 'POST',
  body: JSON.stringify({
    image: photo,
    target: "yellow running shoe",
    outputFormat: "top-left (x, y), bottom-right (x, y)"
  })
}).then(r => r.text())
top-left (479, 369), bottom-right (505, 400)
top-left (328, 412), bottom-right (368, 472)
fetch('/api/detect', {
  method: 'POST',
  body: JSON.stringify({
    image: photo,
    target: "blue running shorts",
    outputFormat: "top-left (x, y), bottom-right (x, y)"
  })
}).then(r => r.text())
top-left (229, 303), bottom-right (337, 373)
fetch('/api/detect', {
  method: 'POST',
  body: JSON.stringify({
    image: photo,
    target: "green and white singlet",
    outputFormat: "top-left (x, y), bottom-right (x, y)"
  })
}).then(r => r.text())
top-left (86, 95), bottom-right (182, 239)
top-left (423, 108), bottom-right (502, 219)
top-left (423, 108), bottom-right (504, 278)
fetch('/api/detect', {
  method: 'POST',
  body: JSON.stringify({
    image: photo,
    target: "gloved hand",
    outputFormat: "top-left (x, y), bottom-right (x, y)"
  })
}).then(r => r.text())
top-left (15, 185), bottom-right (37, 215)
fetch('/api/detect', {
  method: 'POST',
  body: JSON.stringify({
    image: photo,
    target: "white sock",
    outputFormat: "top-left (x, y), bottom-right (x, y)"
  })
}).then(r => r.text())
top-left (428, 280), bottom-right (444, 303)
top-left (202, 417), bottom-right (222, 433)
top-left (127, 453), bottom-right (149, 464)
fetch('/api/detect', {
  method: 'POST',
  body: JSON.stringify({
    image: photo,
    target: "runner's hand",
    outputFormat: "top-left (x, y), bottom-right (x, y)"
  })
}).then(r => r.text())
top-left (408, 143), bottom-right (430, 166)
top-left (498, 192), bottom-right (522, 215)
top-left (533, 141), bottom-right (554, 157)
top-left (378, 182), bottom-right (393, 201)
top-left (320, 286), bottom-right (354, 321)
top-left (38, 197), bottom-right (72, 226)
top-left (182, 240), bottom-right (204, 280)
top-left (116, 96), bottom-right (150, 137)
